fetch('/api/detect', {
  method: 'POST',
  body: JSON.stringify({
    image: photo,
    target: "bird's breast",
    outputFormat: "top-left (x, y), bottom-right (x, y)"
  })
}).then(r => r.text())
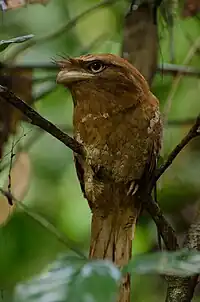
top-left (74, 109), bottom-right (150, 184)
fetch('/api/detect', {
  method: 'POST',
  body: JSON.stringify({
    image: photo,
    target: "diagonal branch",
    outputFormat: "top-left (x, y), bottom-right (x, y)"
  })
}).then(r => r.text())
top-left (146, 115), bottom-right (200, 253)
top-left (153, 115), bottom-right (200, 301)
top-left (145, 196), bottom-right (179, 251)
top-left (155, 114), bottom-right (200, 182)
top-left (5, 0), bottom-right (118, 61)
top-left (0, 85), bottom-right (83, 156)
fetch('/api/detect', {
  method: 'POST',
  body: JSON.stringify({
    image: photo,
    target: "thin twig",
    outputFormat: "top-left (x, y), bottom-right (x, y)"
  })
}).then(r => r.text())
top-left (157, 63), bottom-right (200, 77)
top-left (7, 138), bottom-right (15, 205)
top-left (0, 85), bottom-right (83, 155)
top-left (0, 125), bottom-right (73, 174)
top-left (5, 0), bottom-right (118, 61)
top-left (146, 115), bottom-right (200, 252)
top-left (167, 118), bottom-right (196, 126)
top-left (155, 114), bottom-right (200, 182)
top-left (0, 187), bottom-right (86, 259)
top-left (0, 129), bottom-right (43, 174)
top-left (4, 63), bottom-right (200, 78)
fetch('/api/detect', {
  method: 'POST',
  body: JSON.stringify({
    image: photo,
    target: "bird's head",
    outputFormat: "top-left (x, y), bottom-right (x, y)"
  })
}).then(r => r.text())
top-left (56, 53), bottom-right (150, 111)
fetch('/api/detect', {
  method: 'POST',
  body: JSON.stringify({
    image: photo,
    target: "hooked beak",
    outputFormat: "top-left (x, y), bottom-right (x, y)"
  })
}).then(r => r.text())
top-left (56, 70), bottom-right (94, 85)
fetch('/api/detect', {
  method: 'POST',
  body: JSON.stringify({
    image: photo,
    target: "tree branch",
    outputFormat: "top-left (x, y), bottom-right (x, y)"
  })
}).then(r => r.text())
top-left (153, 116), bottom-right (200, 301)
top-left (145, 115), bottom-right (200, 253)
top-left (7, 63), bottom-right (200, 79)
top-left (157, 63), bottom-right (200, 77)
top-left (155, 114), bottom-right (200, 182)
top-left (167, 118), bottom-right (196, 126)
top-left (165, 276), bottom-right (198, 302)
top-left (0, 85), bottom-right (83, 156)
top-left (5, 0), bottom-right (118, 61)
top-left (145, 196), bottom-right (179, 251)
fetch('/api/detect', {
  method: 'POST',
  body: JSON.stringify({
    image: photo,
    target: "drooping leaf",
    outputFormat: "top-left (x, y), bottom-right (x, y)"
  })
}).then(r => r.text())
top-left (123, 249), bottom-right (200, 277)
top-left (0, 35), bottom-right (34, 52)
top-left (14, 255), bottom-right (121, 302)
top-left (66, 260), bottom-right (120, 302)
top-left (14, 255), bottom-right (86, 302)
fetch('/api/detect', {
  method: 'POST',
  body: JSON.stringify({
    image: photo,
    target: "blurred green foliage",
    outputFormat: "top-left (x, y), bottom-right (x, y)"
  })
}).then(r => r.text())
top-left (0, 0), bottom-right (200, 301)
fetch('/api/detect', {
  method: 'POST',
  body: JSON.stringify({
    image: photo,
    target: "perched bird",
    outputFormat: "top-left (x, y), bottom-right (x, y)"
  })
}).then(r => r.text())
top-left (57, 54), bottom-right (162, 302)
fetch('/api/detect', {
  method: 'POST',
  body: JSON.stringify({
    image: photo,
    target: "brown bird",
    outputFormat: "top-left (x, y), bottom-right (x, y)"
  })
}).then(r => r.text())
top-left (56, 53), bottom-right (162, 302)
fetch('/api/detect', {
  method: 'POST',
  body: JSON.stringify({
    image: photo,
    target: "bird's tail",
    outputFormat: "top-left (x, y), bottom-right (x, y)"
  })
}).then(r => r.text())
top-left (89, 205), bottom-right (140, 302)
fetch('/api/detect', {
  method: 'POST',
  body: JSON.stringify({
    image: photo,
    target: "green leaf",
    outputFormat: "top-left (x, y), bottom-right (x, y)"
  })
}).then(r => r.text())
top-left (14, 255), bottom-right (121, 302)
top-left (0, 34), bottom-right (34, 52)
top-left (67, 260), bottom-right (121, 302)
top-left (123, 249), bottom-right (200, 277)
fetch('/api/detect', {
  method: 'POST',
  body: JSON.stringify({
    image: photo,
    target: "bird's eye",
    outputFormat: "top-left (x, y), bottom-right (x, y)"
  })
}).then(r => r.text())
top-left (87, 61), bottom-right (105, 73)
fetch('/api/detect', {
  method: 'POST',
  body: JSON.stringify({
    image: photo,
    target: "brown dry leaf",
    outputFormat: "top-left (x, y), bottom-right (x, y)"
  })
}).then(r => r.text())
top-left (0, 66), bottom-right (32, 158)
top-left (2, 0), bottom-right (49, 10)
top-left (0, 151), bottom-right (31, 225)
top-left (0, 196), bottom-right (11, 225)
top-left (122, 3), bottom-right (158, 85)
top-left (182, 0), bottom-right (200, 18)
top-left (8, 67), bottom-right (32, 131)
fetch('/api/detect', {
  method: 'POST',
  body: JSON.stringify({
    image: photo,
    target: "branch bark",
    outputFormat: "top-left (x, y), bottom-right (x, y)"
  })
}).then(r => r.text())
top-left (145, 196), bottom-right (179, 251)
top-left (0, 85), bottom-right (83, 156)
top-left (155, 114), bottom-right (200, 301)
top-left (155, 114), bottom-right (200, 182)
top-left (147, 115), bottom-right (200, 252)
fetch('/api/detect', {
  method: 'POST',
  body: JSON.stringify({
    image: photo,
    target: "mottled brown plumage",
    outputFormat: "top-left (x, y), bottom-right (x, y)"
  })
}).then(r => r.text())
top-left (57, 53), bottom-right (162, 302)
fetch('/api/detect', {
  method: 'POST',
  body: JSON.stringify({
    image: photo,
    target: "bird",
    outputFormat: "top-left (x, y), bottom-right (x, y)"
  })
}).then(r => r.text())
top-left (56, 53), bottom-right (162, 302)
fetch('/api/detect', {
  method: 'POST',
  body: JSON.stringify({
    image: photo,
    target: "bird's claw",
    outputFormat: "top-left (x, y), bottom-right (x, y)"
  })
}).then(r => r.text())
top-left (127, 182), bottom-right (139, 196)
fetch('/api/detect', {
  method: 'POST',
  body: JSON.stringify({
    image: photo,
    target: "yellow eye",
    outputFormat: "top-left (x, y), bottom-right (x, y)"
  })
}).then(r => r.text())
top-left (88, 61), bottom-right (105, 73)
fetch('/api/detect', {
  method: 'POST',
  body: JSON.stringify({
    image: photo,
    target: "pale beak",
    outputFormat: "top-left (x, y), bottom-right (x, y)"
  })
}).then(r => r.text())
top-left (56, 70), bottom-right (94, 84)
